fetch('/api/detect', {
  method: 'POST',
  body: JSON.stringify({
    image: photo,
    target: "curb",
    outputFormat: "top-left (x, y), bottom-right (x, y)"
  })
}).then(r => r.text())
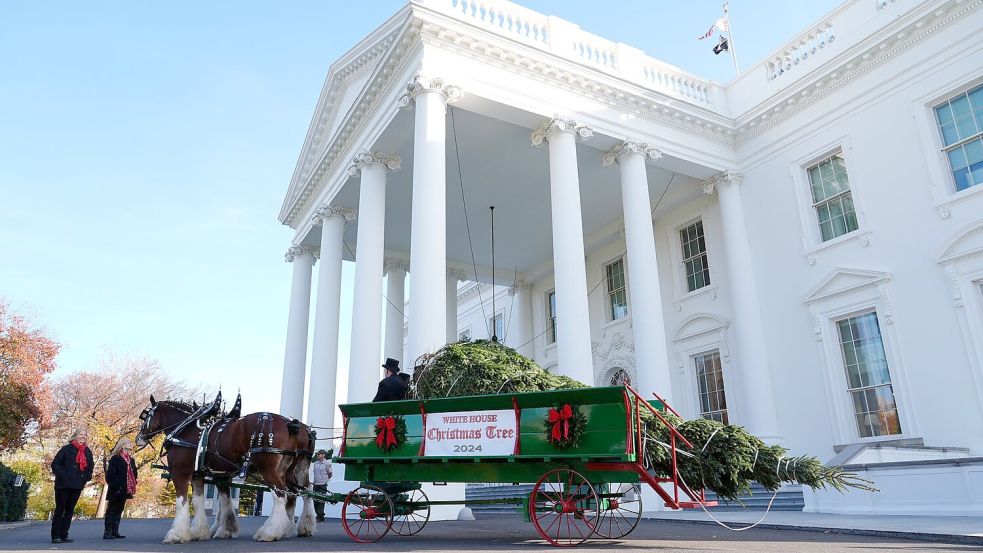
top-left (0, 520), bottom-right (45, 532)
top-left (651, 517), bottom-right (983, 546)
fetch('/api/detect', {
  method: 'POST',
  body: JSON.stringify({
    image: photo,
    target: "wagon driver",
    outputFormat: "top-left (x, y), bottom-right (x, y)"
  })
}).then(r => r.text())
top-left (373, 358), bottom-right (409, 402)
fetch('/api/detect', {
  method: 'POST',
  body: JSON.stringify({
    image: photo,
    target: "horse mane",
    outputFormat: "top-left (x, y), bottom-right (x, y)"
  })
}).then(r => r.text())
top-left (158, 399), bottom-right (196, 413)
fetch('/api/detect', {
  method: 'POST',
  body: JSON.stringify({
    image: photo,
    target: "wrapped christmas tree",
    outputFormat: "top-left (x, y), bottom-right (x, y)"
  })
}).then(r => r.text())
top-left (412, 340), bottom-right (874, 500)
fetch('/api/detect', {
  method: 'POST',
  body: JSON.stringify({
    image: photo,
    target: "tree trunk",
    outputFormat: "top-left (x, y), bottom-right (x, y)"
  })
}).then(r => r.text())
top-left (95, 484), bottom-right (108, 518)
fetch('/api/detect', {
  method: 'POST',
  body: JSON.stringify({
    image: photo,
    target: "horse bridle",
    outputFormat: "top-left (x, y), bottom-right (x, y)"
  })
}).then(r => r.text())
top-left (135, 402), bottom-right (193, 452)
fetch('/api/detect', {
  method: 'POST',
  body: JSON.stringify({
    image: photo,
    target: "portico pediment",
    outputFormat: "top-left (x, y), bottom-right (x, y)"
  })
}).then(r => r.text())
top-left (937, 219), bottom-right (983, 266)
top-left (281, 9), bottom-right (411, 220)
top-left (672, 313), bottom-right (730, 342)
top-left (802, 268), bottom-right (892, 304)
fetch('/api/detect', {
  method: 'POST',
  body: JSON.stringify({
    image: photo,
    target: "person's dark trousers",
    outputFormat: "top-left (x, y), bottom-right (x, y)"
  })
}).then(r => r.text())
top-left (313, 484), bottom-right (327, 521)
top-left (104, 497), bottom-right (127, 538)
top-left (51, 487), bottom-right (83, 540)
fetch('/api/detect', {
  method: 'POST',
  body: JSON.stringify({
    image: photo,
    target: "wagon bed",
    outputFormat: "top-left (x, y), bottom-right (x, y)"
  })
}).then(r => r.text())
top-left (329, 385), bottom-right (716, 546)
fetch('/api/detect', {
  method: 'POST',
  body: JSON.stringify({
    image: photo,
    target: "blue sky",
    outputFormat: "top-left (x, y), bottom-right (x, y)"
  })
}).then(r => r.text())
top-left (0, 1), bottom-right (840, 414)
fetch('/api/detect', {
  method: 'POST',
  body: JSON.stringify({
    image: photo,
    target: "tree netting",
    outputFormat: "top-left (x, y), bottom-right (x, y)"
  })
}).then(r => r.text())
top-left (412, 340), bottom-right (874, 500)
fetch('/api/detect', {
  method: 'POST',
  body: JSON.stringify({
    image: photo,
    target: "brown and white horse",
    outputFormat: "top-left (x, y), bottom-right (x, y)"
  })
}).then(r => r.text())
top-left (135, 395), bottom-right (317, 543)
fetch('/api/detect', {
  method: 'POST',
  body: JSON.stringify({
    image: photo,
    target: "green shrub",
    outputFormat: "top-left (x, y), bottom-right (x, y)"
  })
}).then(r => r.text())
top-left (0, 461), bottom-right (30, 521)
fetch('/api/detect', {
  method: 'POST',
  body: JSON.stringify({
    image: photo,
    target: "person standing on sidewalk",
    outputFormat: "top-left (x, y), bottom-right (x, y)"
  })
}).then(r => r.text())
top-left (311, 450), bottom-right (332, 522)
top-left (50, 428), bottom-right (94, 544)
top-left (103, 437), bottom-right (138, 539)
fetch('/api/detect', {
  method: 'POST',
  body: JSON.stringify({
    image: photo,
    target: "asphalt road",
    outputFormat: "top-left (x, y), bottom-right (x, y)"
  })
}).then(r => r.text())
top-left (0, 514), bottom-right (976, 553)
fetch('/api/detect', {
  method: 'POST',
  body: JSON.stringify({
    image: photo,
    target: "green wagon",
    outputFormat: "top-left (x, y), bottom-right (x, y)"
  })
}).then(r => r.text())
top-left (333, 385), bottom-right (716, 546)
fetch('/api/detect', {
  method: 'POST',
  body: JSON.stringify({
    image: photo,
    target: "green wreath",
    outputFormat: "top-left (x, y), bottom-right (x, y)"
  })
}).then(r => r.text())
top-left (374, 414), bottom-right (407, 452)
top-left (544, 403), bottom-right (586, 449)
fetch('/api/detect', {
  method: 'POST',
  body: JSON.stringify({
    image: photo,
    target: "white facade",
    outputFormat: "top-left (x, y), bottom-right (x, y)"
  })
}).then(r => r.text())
top-left (278, 0), bottom-right (983, 516)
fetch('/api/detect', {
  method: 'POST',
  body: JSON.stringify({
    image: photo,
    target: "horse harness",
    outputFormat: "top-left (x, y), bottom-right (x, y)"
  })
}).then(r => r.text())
top-left (236, 413), bottom-right (312, 478)
top-left (158, 407), bottom-right (312, 479)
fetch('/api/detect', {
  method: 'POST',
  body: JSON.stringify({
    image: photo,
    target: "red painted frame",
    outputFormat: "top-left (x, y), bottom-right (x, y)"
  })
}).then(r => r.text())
top-left (586, 385), bottom-right (716, 510)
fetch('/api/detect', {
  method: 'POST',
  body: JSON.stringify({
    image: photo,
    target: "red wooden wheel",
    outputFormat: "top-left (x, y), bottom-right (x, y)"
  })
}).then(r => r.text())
top-left (391, 488), bottom-right (430, 536)
top-left (530, 468), bottom-right (599, 547)
top-left (342, 485), bottom-right (393, 543)
top-left (592, 483), bottom-right (642, 539)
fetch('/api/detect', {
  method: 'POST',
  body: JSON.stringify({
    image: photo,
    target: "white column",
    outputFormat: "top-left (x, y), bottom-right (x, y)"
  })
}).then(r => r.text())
top-left (384, 258), bottom-right (408, 365)
top-left (603, 141), bottom-right (673, 402)
top-left (400, 75), bottom-right (461, 365)
top-left (347, 152), bottom-right (401, 404)
top-left (446, 269), bottom-right (467, 343)
top-left (531, 118), bottom-right (595, 385)
top-left (708, 171), bottom-right (782, 442)
top-left (507, 281), bottom-right (534, 358)
top-left (306, 206), bottom-right (355, 432)
top-left (280, 246), bottom-right (316, 419)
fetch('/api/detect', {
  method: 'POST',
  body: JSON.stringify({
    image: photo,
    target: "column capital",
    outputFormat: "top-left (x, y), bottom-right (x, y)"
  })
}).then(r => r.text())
top-left (601, 140), bottom-right (663, 166)
top-left (447, 268), bottom-right (469, 281)
top-left (384, 257), bottom-right (410, 275)
top-left (507, 280), bottom-right (533, 296)
top-left (312, 205), bottom-right (357, 227)
top-left (284, 245), bottom-right (317, 263)
top-left (397, 74), bottom-right (462, 108)
top-left (701, 170), bottom-right (744, 195)
top-left (530, 117), bottom-right (594, 147)
top-left (347, 152), bottom-right (401, 177)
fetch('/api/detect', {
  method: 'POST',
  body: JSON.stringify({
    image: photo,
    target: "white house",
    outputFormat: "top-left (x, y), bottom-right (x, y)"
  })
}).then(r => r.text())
top-left (278, 0), bottom-right (983, 516)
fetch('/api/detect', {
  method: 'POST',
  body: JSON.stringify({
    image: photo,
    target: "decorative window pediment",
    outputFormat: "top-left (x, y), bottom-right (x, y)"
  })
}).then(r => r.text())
top-left (672, 313), bottom-right (730, 342)
top-left (802, 268), bottom-right (892, 305)
top-left (937, 220), bottom-right (983, 266)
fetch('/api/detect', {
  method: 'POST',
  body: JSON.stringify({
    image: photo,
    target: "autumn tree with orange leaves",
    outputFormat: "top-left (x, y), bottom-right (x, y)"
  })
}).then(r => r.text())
top-left (0, 300), bottom-right (59, 452)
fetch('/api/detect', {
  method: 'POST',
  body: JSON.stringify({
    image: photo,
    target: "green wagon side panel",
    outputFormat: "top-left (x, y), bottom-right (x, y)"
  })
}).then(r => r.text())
top-left (343, 460), bottom-right (640, 485)
top-left (339, 386), bottom-right (648, 418)
top-left (335, 386), bottom-right (664, 484)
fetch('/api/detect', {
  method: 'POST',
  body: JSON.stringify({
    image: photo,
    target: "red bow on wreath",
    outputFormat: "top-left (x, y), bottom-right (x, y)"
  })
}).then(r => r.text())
top-left (375, 416), bottom-right (397, 449)
top-left (548, 404), bottom-right (573, 442)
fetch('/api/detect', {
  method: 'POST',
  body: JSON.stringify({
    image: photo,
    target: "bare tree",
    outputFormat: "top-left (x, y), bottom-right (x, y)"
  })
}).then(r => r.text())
top-left (32, 351), bottom-right (200, 517)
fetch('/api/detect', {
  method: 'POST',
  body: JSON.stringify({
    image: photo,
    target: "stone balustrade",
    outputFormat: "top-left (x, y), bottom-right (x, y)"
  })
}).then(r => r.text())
top-left (766, 24), bottom-right (836, 81)
top-left (425, 0), bottom-right (719, 109)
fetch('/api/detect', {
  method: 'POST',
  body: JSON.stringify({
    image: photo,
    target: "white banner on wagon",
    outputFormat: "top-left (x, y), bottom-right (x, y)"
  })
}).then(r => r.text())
top-left (424, 409), bottom-right (517, 456)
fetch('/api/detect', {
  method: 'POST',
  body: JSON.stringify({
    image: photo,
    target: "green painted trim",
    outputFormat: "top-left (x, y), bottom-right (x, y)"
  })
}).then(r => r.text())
top-left (339, 385), bottom-right (638, 417)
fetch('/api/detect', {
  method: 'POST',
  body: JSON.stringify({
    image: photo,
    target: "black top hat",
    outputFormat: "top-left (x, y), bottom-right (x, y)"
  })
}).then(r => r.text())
top-left (382, 358), bottom-right (401, 373)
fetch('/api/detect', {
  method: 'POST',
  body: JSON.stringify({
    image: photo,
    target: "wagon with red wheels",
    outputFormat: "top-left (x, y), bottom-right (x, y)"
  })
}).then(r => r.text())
top-left (334, 385), bottom-right (716, 547)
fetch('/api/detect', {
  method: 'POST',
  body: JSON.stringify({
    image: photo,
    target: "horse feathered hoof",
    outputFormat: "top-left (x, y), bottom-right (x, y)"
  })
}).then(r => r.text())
top-left (162, 530), bottom-right (192, 544)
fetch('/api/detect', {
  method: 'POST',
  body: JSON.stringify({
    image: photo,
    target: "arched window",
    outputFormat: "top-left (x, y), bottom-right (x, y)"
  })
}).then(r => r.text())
top-left (608, 368), bottom-right (632, 386)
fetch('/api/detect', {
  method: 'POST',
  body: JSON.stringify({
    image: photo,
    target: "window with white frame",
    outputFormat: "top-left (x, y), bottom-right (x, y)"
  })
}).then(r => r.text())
top-left (934, 84), bottom-right (983, 192)
top-left (836, 311), bottom-right (901, 438)
top-left (488, 313), bottom-right (503, 340)
top-left (605, 258), bottom-right (628, 320)
top-left (679, 220), bottom-right (710, 292)
top-left (458, 327), bottom-right (471, 342)
top-left (694, 350), bottom-right (728, 424)
top-left (807, 153), bottom-right (859, 241)
top-left (546, 290), bottom-right (557, 344)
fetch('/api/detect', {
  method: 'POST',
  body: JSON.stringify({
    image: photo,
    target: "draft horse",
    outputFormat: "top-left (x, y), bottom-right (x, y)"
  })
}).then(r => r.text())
top-left (136, 394), bottom-right (317, 543)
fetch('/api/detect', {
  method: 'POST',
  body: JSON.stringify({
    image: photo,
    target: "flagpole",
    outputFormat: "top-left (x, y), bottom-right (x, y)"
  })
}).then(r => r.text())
top-left (723, 2), bottom-right (741, 74)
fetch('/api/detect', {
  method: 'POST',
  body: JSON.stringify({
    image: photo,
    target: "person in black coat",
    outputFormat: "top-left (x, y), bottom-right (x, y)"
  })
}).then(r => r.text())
top-left (103, 437), bottom-right (138, 539)
top-left (373, 358), bottom-right (408, 402)
top-left (50, 428), bottom-right (94, 544)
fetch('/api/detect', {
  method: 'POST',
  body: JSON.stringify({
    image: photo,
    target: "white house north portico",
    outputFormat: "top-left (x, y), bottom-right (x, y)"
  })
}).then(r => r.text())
top-left (277, 0), bottom-right (983, 517)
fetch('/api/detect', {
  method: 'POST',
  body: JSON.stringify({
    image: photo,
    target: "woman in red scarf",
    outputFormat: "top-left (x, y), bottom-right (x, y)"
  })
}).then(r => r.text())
top-left (104, 437), bottom-right (138, 539)
top-left (50, 428), bottom-right (94, 544)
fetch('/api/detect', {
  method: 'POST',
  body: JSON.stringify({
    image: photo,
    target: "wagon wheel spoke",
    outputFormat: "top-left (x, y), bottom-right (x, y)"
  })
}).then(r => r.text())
top-left (531, 468), bottom-right (598, 547)
top-left (592, 483), bottom-right (642, 539)
top-left (392, 488), bottom-right (430, 536)
top-left (342, 485), bottom-right (393, 543)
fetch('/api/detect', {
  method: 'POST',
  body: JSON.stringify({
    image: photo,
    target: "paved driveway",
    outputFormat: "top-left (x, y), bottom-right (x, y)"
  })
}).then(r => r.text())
top-left (0, 514), bottom-right (976, 552)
